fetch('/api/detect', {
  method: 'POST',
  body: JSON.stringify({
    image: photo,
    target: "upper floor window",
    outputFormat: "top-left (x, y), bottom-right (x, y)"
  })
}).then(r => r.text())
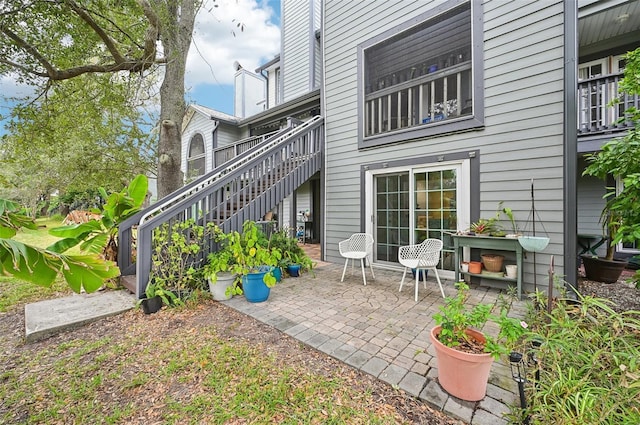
top-left (358, 0), bottom-right (483, 148)
top-left (187, 133), bottom-right (205, 179)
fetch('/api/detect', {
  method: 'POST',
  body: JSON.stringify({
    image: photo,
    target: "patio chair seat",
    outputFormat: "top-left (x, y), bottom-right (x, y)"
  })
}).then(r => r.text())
top-left (398, 239), bottom-right (445, 301)
top-left (339, 233), bottom-right (375, 285)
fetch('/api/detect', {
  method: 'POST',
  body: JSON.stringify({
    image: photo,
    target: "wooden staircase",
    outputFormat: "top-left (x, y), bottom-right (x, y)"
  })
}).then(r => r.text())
top-left (117, 116), bottom-right (324, 298)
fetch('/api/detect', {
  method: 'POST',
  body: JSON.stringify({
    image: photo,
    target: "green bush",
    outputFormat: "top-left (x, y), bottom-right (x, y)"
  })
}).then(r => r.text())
top-left (512, 291), bottom-right (640, 424)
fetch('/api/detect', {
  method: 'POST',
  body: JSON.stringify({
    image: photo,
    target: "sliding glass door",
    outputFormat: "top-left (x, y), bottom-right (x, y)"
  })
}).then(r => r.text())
top-left (370, 161), bottom-right (469, 272)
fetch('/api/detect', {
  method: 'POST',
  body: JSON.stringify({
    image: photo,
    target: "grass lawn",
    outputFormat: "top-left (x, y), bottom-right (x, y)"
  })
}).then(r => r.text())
top-left (1, 303), bottom-right (436, 424)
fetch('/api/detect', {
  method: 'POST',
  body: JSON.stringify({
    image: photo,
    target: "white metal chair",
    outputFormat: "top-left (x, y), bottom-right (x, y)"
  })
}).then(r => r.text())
top-left (398, 239), bottom-right (445, 301)
top-left (339, 233), bottom-right (375, 285)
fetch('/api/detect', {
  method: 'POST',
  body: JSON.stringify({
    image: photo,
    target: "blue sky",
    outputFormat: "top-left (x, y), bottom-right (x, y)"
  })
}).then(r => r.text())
top-left (0, 0), bottom-right (281, 135)
top-left (184, 0), bottom-right (281, 115)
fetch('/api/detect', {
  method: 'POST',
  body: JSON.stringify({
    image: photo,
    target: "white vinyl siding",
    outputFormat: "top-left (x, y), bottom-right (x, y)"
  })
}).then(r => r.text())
top-left (282, 0), bottom-right (321, 101)
top-left (323, 0), bottom-right (566, 293)
top-left (181, 112), bottom-right (217, 177)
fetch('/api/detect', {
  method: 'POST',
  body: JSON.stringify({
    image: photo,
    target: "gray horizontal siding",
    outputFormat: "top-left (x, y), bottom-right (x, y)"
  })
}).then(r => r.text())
top-left (323, 0), bottom-right (566, 292)
top-left (283, 0), bottom-right (311, 101)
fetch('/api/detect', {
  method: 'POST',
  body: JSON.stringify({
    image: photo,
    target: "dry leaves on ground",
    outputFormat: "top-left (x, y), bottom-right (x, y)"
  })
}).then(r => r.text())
top-left (0, 301), bottom-right (463, 425)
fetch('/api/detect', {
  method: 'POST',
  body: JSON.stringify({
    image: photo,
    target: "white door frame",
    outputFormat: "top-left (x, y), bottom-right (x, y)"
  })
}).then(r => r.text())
top-left (364, 158), bottom-right (471, 277)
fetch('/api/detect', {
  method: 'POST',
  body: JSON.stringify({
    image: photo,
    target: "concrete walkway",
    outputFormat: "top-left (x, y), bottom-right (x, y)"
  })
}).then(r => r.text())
top-left (224, 263), bottom-right (527, 425)
top-left (24, 289), bottom-right (135, 342)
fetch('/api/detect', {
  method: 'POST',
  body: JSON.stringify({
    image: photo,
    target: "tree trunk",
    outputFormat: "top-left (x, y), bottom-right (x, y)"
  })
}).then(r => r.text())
top-left (155, 1), bottom-right (197, 199)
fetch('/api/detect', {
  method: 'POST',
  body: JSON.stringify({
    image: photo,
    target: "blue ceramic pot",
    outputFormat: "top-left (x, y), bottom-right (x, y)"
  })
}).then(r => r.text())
top-left (411, 268), bottom-right (428, 280)
top-left (287, 264), bottom-right (301, 277)
top-left (242, 271), bottom-right (270, 303)
top-left (272, 266), bottom-right (283, 282)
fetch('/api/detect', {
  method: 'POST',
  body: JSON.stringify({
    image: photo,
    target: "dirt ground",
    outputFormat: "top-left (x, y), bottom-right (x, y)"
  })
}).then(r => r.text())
top-left (0, 300), bottom-right (463, 424)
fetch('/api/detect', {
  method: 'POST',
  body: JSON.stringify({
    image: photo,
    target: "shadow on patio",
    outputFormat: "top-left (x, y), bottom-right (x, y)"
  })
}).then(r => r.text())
top-left (224, 259), bottom-right (528, 425)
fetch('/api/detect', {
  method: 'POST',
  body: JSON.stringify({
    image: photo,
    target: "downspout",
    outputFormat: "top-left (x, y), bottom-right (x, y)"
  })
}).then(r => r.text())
top-left (564, 0), bottom-right (578, 297)
top-left (260, 69), bottom-right (269, 109)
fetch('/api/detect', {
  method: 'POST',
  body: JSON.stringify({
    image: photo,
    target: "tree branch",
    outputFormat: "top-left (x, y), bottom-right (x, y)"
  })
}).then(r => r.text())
top-left (65, 0), bottom-right (127, 63)
top-left (0, 24), bottom-right (58, 78)
top-left (136, 0), bottom-right (161, 63)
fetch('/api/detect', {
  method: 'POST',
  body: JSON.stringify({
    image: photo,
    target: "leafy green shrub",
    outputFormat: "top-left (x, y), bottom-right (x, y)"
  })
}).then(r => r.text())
top-left (149, 219), bottom-right (215, 299)
top-left (513, 292), bottom-right (640, 424)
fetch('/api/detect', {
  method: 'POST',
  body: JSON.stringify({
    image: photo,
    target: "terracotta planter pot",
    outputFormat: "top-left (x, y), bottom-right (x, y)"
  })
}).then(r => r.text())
top-left (430, 326), bottom-right (494, 401)
top-left (581, 255), bottom-right (627, 284)
top-left (468, 261), bottom-right (482, 274)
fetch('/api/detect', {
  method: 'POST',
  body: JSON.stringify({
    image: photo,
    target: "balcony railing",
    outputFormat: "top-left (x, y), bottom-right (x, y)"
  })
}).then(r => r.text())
top-left (213, 131), bottom-right (278, 168)
top-left (364, 62), bottom-right (472, 137)
top-left (578, 72), bottom-right (638, 136)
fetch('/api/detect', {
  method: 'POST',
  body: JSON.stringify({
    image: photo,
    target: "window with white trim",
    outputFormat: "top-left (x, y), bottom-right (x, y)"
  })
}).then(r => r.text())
top-left (187, 133), bottom-right (205, 179)
top-left (358, 0), bottom-right (482, 147)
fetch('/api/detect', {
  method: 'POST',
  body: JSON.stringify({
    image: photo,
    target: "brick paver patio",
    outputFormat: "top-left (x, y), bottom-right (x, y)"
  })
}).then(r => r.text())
top-left (224, 261), bottom-right (528, 424)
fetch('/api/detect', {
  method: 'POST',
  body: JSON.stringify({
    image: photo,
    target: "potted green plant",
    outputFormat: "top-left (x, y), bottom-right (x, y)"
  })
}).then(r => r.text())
top-left (137, 281), bottom-right (182, 314)
top-left (268, 227), bottom-right (315, 278)
top-left (469, 217), bottom-right (499, 236)
top-left (228, 220), bottom-right (282, 302)
top-left (203, 227), bottom-right (240, 301)
top-left (581, 48), bottom-right (640, 283)
top-left (430, 281), bottom-right (527, 401)
top-left (282, 251), bottom-right (315, 277)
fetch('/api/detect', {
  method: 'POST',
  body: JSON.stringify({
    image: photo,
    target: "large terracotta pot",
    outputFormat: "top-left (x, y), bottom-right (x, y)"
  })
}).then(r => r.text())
top-left (430, 326), bottom-right (494, 401)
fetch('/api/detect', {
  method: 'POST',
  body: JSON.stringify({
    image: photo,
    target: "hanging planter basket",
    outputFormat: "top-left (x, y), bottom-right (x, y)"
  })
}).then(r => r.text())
top-left (517, 236), bottom-right (549, 252)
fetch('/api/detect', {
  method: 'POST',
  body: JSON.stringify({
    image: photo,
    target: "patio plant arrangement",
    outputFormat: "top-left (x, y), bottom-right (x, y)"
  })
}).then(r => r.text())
top-left (268, 228), bottom-right (315, 278)
top-left (203, 226), bottom-right (240, 301)
top-left (227, 220), bottom-right (282, 303)
top-left (430, 281), bottom-right (527, 401)
top-left (582, 48), bottom-right (640, 284)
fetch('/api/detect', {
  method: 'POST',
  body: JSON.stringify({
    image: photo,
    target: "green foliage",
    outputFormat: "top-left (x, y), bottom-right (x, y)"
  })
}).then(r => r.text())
top-left (227, 221), bottom-right (283, 288)
top-left (583, 47), bottom-right (640, 262)
top-left (47, 174), bottom-right (148, 261)
top-left (0, 198), bottom-right (119, 293)
top-left (515, 292), bottom-right (640, 424)
top-left (269, 228), bottom-right (315, 275)
top-left (469, 217), bottom-right (500, 235)
top-left (149, 219), bottom-right (215, 297)
top-left (0, 75), bottom-right (156, 210)
top-left (203, 226), bottom-right (242, 297)
top-left (137, 282), bottom-right (182, 308)
top-left (433, 282), bottom-right (527, 359)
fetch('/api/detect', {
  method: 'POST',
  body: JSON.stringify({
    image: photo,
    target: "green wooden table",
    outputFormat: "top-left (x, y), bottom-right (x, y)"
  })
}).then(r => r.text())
top-left (451, 234), bottom-right (524, 300)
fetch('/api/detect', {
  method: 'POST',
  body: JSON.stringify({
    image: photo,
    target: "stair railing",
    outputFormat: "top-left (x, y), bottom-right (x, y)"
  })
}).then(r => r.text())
top-left (117, 118), bottom-right (304, 276)
top-left (119, 116), bottom-right (324, 298)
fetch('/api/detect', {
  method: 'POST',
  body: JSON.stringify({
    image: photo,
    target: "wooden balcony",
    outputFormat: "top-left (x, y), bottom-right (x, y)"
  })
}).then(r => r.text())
top-left (578, 72), bottom-right (638, 138)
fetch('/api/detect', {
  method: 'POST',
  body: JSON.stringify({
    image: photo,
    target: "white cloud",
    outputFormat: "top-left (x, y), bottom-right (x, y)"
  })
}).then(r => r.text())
top-left (186, 0), bottom-right (280, 88)
top-left (0, 74), bottom-right (34, 99)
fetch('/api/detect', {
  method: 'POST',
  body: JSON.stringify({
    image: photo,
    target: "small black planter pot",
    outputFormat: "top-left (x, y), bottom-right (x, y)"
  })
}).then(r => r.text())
top-left (141, 296), bottom-right (162, 314)
top-left (581, 255), bottom-right (627, 284)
